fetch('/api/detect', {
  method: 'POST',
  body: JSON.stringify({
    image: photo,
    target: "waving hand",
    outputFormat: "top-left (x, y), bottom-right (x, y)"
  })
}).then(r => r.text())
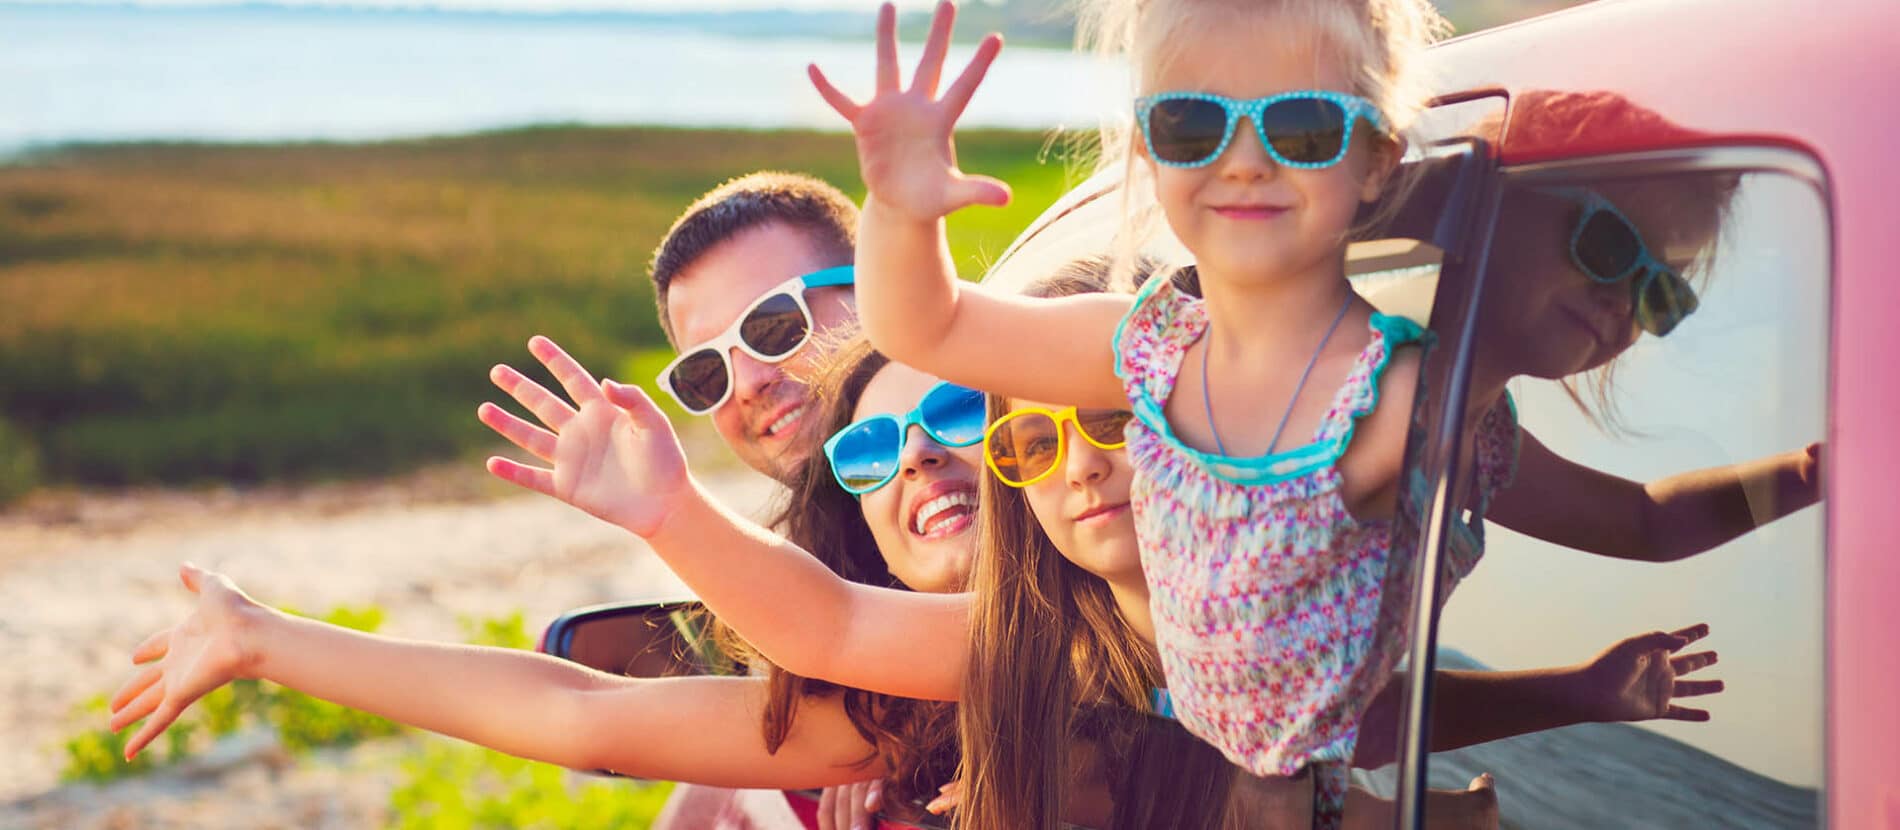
top-left (809, 1), bottom-right (1011, 220)
top-left (109, 563), bottom-right (262, 760)
top-left (479, 335), bottom-right (690, 538)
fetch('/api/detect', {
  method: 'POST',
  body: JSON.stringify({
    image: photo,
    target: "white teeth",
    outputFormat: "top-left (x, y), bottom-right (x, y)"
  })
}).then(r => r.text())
top-left (911, 490), bottom-right (977, 535)
top-left (764, 404), bottom-right (806, 437)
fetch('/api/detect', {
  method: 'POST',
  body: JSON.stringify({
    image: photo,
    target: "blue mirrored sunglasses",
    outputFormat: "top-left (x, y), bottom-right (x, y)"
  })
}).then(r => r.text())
top-left (823, 381), bottom-right (987, 496)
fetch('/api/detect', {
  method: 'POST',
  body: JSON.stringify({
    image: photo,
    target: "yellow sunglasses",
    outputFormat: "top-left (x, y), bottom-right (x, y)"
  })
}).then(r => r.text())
top-left (983, 406), bottom-right (1133, 488)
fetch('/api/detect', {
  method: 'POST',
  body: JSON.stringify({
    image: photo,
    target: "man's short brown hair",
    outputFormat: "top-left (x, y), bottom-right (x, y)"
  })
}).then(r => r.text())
top-left (649, 171), bottom-right (858, 345)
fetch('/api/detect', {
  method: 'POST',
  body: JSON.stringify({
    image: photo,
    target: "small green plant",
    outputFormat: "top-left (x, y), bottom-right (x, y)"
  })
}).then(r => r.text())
top-left (62, 696), bottom-right (160, 783)
top-left (459, 609), bottom-right (532, 650)
top-left (0, 417), bottom-right (40, 505)
top-left (388, 741), bottom-right (674, 830)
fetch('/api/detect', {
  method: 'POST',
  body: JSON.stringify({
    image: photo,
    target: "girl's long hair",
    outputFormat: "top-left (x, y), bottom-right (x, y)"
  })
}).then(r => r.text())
top-left (714, 332), bottom-right (959, 808)
top-left (954, 258), bottom-right (1168, 829)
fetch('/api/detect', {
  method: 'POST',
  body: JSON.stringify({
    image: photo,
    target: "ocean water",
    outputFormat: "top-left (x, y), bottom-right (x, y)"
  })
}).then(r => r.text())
top-left (0, 4), bottom-right (1128, 154)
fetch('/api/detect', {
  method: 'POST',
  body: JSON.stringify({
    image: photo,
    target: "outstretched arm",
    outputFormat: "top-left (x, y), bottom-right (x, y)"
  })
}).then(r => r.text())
top-left (810, 1), bottom-right (1127, 409)
top-left (480, 336), bottom-right (967, 702)
top-left (111, 564), bottom-right (886, 788)
top-left (1352, 624), bottom-right (1723, 769)
top-left (1489, 429), bottom-right (1821, 562)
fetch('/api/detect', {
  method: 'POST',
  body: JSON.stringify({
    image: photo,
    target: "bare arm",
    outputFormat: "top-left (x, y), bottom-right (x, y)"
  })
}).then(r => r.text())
top-left (1351, 625), bottom-right (1722, 769)
top-left (1487, 429), bottom-right (1821, 562)
top-left (647, 482), bottom-right (971, 702)
top-left (481, 336), bottom-right (967, 701)
top-left (111, 565), bottom-right (887, 788)
top-left (856, 203), bottom-right (1131, 409)
top-left (812, 3), bottom-right (1127, 409)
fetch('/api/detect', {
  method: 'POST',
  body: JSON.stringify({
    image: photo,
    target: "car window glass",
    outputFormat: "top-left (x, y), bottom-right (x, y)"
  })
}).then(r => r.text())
top-left (1394, 162), bottom-right (1829, 829)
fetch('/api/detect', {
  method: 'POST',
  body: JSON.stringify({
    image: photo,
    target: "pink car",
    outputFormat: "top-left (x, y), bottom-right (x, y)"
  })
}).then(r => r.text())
top-left (548, 0), bottom-right (1897, 826)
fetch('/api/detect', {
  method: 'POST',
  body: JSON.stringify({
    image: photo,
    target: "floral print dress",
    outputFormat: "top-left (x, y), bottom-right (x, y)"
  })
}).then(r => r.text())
top-left (1114, 270), bottom-right (1518, 828)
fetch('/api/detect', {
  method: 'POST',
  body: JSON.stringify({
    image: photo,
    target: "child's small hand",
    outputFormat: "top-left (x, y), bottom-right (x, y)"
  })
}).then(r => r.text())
top-left (480, 336), bottom-right (690, 538)
top-left (109, 563), bottom-right (264, 760)
top-left (1575, 623), bottom-right (1723, 723)
top-left (924, 778), bottom-right (963, 815)
top-left (808, 1), bottom-right (1011, 222)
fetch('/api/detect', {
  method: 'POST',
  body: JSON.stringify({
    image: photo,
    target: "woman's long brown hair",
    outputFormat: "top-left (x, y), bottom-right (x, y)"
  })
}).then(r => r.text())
top-left (711, 332), bottom-right (959, 808)
top-left (954, 258), bottom-right (1170, 829)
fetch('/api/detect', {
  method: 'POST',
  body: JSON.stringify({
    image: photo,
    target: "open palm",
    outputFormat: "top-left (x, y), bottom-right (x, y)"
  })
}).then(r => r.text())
top-left (479, 335), bottom-right (689, 538)
top-left (809, 1), bottom-right (1011, 221)
top-left (1581, 623), bottom-right (1724, 722)
top-left (108, 563), bottom-right (259, 760)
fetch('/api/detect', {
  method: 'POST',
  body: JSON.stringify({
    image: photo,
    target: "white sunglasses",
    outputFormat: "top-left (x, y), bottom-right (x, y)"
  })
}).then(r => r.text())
top-left (656, 266), bottom-right (854, 414)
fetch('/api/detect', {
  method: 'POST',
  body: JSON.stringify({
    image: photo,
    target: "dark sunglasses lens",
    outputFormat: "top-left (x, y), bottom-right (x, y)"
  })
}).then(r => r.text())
top-left (988, 412), bottom-right (1062, 485)
top-left (738, 293), bottom-right (810, 358)
top-left (1259, 97), bottom-right (1348, 164)
top-left (1575, 209), bottom-right (1642, 282)
top-left (1076, 409), bottom-right (1133, 446)
top-left (667, 349), bottom-right (729, 412)
top-left (830, 418), bottom-right (901, 492)
top-left (1636, 269), bottom-right (1698, 336)
top-left (920, 384), bottom-right (988, 446)
top-left (1146, 98), bottom-right (1231, 165)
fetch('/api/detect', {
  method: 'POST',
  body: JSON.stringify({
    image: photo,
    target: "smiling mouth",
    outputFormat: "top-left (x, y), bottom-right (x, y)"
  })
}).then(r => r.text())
top-left (1212, 205), bottom-right (1289, 220)
top-left (910, 488), bottom-right (978, 538)
top-left (758, 402), bottom-right (809, 440)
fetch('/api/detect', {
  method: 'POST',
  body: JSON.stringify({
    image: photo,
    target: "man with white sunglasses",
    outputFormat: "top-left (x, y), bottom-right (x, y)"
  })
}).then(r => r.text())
top-left (649, 171), bottom-right (861, 481)
top-left (646, 171), bottom-right (865, 830)
top-left (480, 171), bottom-right (879, 829)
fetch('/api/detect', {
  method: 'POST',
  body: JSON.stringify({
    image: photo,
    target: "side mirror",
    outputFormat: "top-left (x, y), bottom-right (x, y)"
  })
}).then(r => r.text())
top-left (538, 602), bottom-right (948, 828)
top-left (539, 598), bottom-right (730, 679)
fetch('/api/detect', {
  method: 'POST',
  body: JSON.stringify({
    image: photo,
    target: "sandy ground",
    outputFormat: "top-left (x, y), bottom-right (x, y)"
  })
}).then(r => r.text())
top-left (0, 461), bottom-right (779, 830)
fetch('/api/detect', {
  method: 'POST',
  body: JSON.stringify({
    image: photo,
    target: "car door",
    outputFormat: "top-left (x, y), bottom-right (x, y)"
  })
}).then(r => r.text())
top-left (1385, 90), bottom-right (1831, 829)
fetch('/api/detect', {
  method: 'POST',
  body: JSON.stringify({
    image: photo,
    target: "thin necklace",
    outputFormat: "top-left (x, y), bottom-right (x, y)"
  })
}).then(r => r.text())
top-left (1202, 292), bottom-right (1357, 457)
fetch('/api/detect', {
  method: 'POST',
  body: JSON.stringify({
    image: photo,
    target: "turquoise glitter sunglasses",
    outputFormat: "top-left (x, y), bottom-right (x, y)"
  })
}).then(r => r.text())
top-left (1135, 90), bottom-right (1391, 169)
top-left (822, 381), bottom-right (987, 496)
top-left (1547, 187), bottom-right (1699, 337)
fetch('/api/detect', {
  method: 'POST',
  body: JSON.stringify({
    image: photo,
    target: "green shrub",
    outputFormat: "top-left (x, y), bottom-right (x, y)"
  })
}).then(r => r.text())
top-left (459, 610), bottom-right (532, 650)
top-left (0, 417), bottom-right (39, 505)
top-left (388, 741), bottom-right (674, 830)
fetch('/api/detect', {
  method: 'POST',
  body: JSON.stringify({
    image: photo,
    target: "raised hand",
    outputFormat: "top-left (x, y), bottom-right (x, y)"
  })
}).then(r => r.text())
top-left (109, 563), bottom-right (263, 760)
top-left (808, 1), bottom-right (1011, 221)
top-left (479, 335), bottom-right (691, 538)
top-left (1577, 623), bottom-right (1724, 722)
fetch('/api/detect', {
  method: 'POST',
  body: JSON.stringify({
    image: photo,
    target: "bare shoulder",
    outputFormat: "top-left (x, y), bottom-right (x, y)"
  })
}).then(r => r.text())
top-left (1338, 343), bottom-right (1424, 519)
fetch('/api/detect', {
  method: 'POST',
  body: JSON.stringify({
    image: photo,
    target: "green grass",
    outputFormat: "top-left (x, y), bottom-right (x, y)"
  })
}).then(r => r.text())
top-left (0, 125), bottom-right (1086, 489)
